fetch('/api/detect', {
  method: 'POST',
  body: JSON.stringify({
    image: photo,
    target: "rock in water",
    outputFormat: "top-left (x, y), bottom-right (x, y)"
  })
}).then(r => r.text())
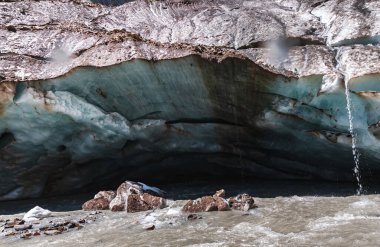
top-left (215, 197), bottom-right (230, 211)
top-left (107, 181), bottom-right (166, 212)
top-left (82, 197), bottom-right (111, 211)
top-left (182, 190), bottom-right (230, 213)
top-left (23, 206), bottom-right (51, 222)
top-left (126, 194), bottom-right (151, 213)
top-left (143, 224), bottom-right (155, 231)
top-left (228, 194), bottom-right (255, 211)
top-left (14, 224), bottom-right (32, 231)
top-left (214, 189), bottom-right (226, 198)
top-left (82, 190), bottom-right (116, 210)
top-left (141, 193), bottom-right (167, 210)
top-left (182, 190), bottom-right (256, 213)
top-left (94, 191), bottom-right (116, 202)
top-left (183, 196), bottom-right (218, 213)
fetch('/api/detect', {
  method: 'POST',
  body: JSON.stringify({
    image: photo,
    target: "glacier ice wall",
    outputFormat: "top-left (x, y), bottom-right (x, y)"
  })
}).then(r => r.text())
top-left (2, 0), bottom-right (380, 199)
top-left (1, 55), bottom-right (380, 199)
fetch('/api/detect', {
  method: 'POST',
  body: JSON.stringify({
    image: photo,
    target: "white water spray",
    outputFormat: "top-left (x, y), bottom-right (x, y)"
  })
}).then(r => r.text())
top-left (344, 80), bottom-right (363, 195)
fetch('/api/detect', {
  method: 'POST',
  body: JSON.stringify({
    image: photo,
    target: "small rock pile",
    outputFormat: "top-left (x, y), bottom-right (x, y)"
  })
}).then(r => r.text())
top-left (182, 189), bottom-right (256, 213)
top-left (83, 181), bottom-right (167, 213)
top-left (0, 210), bottom-right (98, 240)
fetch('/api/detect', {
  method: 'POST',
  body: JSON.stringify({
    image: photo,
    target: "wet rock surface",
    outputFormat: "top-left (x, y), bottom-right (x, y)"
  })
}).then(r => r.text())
top-left (83, 181), bottom-right (167, 212)
top-left (1, 182), bottom-right (259, 243)
top-left (82, 190), bottom-right (116, 210)
top-left (82, 197), bottom-right (110, 210)
top-left (228, 194), bottom-right (256, 211)
top-left (182, 189), bottom-right (255, 213)
top-left (2, 194), bottom-right (379, 247)
top-left (94, 191), bottom-right (116, 202)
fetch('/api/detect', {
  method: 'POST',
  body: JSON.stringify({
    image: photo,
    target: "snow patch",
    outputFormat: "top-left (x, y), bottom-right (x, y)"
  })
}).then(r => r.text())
top-left (23, 206), bottom-right (51, 222)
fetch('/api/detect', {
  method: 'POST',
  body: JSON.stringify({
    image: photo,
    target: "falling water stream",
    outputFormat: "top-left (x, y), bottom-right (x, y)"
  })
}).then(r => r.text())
top-left (344, 80), bottom-right (363, 195)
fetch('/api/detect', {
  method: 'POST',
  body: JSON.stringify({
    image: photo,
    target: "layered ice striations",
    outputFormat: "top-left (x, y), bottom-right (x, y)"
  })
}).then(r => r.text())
top-left (1, 0), bottom-right (380, 199)
top-left (1, 55), bottom-right (380, 199)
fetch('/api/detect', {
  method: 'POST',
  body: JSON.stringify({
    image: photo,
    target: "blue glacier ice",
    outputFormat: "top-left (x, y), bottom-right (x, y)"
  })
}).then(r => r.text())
top-left (1, 55), bottom-right (380, 199)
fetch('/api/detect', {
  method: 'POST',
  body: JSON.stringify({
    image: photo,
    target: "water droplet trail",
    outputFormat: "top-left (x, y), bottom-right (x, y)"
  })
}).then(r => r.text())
top-left (344, 80), bottom-right (363, 195)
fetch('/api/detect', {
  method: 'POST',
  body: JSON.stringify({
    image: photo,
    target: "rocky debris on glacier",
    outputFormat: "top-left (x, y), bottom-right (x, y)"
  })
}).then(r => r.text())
top-left (82, 181), bottom-right (167, 212)
top-left (182, 189), bottom-right (256, 213)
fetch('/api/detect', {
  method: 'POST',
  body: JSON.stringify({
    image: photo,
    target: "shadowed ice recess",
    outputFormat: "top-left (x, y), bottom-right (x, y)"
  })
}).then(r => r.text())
top-left (1, 55), bottom-right (380, 200)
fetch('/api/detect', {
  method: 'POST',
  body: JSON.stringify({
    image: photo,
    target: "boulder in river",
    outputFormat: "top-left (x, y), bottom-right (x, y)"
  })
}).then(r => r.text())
top-left (82, 197), bottom-right (111, 211)
top-left (109, 181), bottom-right (167, 212)
top-left (82, 190), bottom-right (116, 210)
top-left (228, 194), bottom-right (256, 211)
top-left (182, 190), bottom-right (256, 213)
top-left (126, 193), bottom-right (167, 213)
top-left (182, 190), bottom-right (230, 213)
top-left (81, 181), bottom-right (166, 212)
top-left (94, 191), bottom-right (116, 202)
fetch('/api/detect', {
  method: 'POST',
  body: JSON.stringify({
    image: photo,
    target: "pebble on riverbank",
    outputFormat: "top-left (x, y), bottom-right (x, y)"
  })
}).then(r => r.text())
top-left (0, 205), bottom-right (103, 241)
top-left (0, 213), bottom-right (95, 240)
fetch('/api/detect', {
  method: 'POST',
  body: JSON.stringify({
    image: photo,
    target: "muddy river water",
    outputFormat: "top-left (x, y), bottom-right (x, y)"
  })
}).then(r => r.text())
top-left (1, 180), bottom-right (380, 246)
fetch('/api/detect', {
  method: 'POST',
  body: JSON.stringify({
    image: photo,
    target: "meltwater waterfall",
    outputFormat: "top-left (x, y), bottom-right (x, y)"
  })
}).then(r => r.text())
top-left (344, 80), bottom-right (363, 195)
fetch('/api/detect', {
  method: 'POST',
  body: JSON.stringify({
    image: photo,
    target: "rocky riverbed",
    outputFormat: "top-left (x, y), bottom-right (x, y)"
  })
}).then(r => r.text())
top-left (0, 197), bottom-right (256, 245)
top-left (0, 210), bottom-right (98, 240)
top-left (2, 194), bottom-right (380, 247)
top-left (1, 180), bottom-right (257, 243)
top-left (1, 180), bottom-right (380, 246)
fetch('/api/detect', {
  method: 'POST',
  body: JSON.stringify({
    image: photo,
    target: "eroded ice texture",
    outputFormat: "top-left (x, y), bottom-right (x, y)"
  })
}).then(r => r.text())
top-left (1, 55), bottom-right (380, 199)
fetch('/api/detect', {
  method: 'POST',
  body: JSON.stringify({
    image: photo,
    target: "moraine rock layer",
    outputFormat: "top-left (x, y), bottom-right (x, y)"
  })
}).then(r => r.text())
top-left (1, 0), bottom-right (380, 199)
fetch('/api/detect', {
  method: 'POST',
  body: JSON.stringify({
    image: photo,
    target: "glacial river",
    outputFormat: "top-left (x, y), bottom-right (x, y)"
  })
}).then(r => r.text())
top-left (1, 180), bottom-right (380, 247)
